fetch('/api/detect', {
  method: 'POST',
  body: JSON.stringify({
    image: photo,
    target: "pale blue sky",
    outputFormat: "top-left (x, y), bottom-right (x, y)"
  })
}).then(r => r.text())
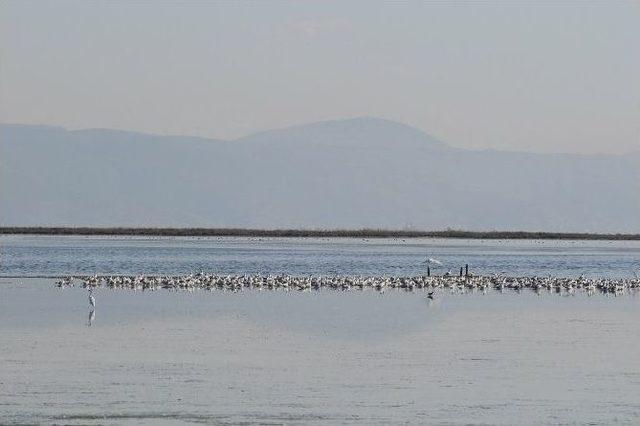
top-left (1, 1), bottom-right (638, 154)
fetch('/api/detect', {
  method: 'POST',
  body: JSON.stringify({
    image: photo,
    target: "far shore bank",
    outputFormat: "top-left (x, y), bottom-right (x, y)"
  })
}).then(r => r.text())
top-left (1, 227), bottom-right (639, 240)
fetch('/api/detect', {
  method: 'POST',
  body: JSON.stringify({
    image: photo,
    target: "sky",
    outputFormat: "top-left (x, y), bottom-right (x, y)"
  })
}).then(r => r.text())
top-left (1, 1), bottom-right (638, 154)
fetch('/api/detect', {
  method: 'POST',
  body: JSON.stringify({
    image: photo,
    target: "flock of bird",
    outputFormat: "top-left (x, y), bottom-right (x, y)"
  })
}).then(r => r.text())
top-left (56, 271), bottom-right (640, 298)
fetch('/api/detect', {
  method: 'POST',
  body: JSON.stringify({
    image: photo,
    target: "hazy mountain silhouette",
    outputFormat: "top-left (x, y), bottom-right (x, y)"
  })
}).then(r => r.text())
top-left (1, 118), bottom-right (638, 232)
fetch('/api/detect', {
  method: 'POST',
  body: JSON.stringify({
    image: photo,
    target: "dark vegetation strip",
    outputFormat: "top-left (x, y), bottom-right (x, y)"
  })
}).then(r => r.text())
top-left (1, 227), bottom-right (639, 240)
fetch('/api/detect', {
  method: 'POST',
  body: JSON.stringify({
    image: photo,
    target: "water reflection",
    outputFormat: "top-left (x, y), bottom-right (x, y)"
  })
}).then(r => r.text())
top-left (87, 309), bottom-right (95, 327)
top-left (2, 279), bottom-right (640, 425)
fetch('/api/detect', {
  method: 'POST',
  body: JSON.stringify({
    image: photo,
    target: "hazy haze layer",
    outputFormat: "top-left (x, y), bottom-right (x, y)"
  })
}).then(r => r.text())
top-left (1, 1), bottom-right (638, 154)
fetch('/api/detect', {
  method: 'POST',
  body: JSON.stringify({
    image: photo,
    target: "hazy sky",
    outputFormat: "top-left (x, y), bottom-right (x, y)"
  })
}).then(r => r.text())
top-left (1, 1), bottom-right (638, 154)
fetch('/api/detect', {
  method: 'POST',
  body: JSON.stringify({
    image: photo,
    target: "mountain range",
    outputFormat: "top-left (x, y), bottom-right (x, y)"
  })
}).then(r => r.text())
top-left (1, 117), bottom-right (638, 232)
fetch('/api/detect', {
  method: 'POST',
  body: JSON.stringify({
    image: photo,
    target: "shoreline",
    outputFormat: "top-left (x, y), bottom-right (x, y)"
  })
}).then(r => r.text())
top-left (1, 227), bottom-right (639, 240)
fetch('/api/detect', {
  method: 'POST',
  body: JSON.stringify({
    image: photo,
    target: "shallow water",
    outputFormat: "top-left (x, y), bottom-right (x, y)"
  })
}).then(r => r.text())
top-left (1, 237), bottom-right (640, 424)
top-left (1, 235), bottom-right (639, 278)
top-left (1, 279), bottom-right (640, 425)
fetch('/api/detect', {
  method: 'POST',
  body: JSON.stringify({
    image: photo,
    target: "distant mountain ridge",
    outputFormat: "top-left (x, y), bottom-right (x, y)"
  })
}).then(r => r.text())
top-left (237, 117), bottom-right (449, 150)
top-left (1, 118), bottom-right (638, 232)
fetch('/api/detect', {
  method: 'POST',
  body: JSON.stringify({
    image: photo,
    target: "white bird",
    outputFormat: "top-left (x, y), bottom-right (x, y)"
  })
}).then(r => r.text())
top-left (423, 257), bottom-right (443, 266)
top-left (88, 290), bottom-right (96, 308)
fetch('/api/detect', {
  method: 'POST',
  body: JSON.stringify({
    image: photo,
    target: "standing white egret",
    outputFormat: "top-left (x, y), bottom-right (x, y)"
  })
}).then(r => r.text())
top-left (88, 290), bottom-right (96, 308)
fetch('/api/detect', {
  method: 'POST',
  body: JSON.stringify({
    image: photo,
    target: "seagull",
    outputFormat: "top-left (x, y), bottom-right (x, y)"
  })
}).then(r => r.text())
top-left (88, 290), bottom-right (96, 308)
top-left (423, 257), bottom-right (442, 266)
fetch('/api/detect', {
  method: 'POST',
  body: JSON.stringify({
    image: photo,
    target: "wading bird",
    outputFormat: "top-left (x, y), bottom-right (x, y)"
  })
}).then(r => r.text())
top-left (423, 257), bottom-right (442, 266)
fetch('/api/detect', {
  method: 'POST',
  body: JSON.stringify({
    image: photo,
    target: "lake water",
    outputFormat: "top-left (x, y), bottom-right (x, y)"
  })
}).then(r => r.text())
top-left (2, 235), bottom-right (640, 278)
top-left (1, 236), bottom-right (640, 425)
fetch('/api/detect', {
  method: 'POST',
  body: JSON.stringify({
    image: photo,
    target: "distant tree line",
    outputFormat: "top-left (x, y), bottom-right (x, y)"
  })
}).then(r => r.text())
top-left (0, 227), bottom-right (638, 240)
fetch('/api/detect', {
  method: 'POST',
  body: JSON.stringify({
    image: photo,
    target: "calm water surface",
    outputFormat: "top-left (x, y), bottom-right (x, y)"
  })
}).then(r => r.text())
top-left (1, 236), bottom-right (639, 425)
top-left (1, 235), bottom-right (639, 278)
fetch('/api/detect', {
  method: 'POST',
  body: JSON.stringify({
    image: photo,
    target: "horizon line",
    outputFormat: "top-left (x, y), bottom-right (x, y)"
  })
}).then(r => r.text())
top-left (1, 227), bottom-right (638, 241)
